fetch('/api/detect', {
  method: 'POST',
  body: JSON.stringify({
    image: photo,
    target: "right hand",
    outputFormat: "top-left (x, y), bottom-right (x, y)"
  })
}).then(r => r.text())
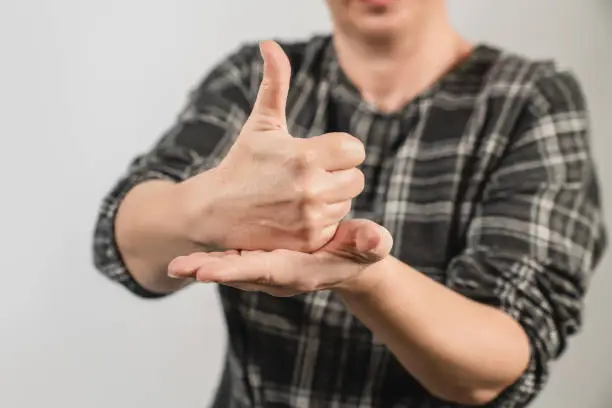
top-left (179, 40), bottom-right (366, 253)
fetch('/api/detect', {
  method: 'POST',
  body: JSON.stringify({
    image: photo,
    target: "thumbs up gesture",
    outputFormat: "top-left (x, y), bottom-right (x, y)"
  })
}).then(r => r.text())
top-left (181, 41), bottom-right (366, 253)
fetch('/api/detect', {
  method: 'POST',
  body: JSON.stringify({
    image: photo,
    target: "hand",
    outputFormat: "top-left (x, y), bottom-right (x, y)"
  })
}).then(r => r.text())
top-left (167, 219), bottom-right (393, 297)
top-left (179, 40), bottom-right (366, 253)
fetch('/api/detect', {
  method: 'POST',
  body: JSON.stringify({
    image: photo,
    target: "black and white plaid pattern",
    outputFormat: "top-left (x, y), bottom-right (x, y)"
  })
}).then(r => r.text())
top-left (93, 36), bottom-right (607, 407)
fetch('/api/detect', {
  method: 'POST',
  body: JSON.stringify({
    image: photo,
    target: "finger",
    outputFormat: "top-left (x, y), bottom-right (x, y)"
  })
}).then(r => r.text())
top-left (194, 250), bottom-right (315, 290)
top-left (323, 219), bottom-right (393, 264)
top-left (168, 249), bottom-right (244, 277)
top-left (320, 200), bottom-right (352, 227)
top-left (299, 133), bottom-right (365, 171)
top-left (192, 252), bottom-right (275, 284)
top-left (224, 282), bottom-right (267, 292)
top-left (168, 253), bottom-right (214, 278)
top-left (224, 282), bottom-right (300, 297)
top-left (355, 222), bottom-right (393, 260)
top-left (248, 40), bottom-right (292, 130)
top-left (318, 168), bottom-right (365, 203)
top-left (169, 253), bottom-right (246, 282)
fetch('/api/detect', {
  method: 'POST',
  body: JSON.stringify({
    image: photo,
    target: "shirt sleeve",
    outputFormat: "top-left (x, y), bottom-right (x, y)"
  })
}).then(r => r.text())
top-left (92, 43), bottom-right (259, 298)
top-left (446, 71), bottom-right (607, 407)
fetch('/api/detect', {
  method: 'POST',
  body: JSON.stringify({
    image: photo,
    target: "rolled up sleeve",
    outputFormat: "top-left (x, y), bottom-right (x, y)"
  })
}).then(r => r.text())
top-left (92, 44), bottom-right (258, 298)
top-left (446, 71), bottom-right (607, 406)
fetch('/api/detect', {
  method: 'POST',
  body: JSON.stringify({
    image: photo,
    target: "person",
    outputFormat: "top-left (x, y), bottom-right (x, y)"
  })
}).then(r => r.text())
top-left (92, 0), bottom-right (607, 406)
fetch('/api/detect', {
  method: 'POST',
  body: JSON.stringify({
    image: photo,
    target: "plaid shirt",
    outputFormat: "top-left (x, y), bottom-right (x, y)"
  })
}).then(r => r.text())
top-left (93, 35), bottom-right (607, 407)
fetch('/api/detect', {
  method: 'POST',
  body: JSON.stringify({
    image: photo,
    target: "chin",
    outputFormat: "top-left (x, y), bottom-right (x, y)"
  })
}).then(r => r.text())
top-left (350, 13), bottom-right (407, 40)
top-left (327, 0), bottom-right (437, 40)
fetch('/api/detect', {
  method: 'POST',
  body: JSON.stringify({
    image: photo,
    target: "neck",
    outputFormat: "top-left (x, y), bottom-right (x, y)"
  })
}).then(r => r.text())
top-left (332, 13), bottom-right (471, 113)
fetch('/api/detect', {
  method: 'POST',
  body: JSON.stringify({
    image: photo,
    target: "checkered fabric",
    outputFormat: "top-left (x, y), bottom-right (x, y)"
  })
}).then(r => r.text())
top-left (93, 35), bottom-right (607, 407)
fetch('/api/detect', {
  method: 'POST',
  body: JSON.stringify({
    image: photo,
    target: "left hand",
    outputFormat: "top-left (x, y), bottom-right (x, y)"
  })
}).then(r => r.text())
top-left (167, 219), bottom-right (393, 296)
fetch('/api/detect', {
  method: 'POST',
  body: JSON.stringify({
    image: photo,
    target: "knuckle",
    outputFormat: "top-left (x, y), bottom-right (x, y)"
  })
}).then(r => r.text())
top-left (300, 205), bottom-right (320, 228)
top-left (293, 175), bottom-right (321, 204)
top-left (290, 149), bottom-right (318, 173)
top-left (292, 183), bottom-right (316, 206)
top-left (259, 78), bottom-right (271, 92)
top-left (302, 184), bottom-right (319, 204)
top-left (258, 76), bottom-right (282, 95)
top-left (254, 113), bottom-right (285, 130)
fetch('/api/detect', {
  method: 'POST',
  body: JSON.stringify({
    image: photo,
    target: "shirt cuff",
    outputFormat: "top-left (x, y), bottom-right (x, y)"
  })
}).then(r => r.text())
top-left (93, 170), bottom-right (179, 299)
top-left (446, 251), bottom-right (557, 406)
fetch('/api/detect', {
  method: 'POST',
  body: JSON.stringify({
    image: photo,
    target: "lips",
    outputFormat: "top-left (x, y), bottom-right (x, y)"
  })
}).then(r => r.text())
top-left (359, 0), bottom-right (395, 7)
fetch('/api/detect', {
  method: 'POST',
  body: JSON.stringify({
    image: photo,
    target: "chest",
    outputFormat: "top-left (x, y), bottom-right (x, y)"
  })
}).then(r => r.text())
top-left (218, 95), bottom-right (516, 348)
top-left (290, 98), bottom-right (504, 275)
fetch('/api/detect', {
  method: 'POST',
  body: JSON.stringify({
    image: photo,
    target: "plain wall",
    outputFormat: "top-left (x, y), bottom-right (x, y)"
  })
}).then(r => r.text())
top-left (0, 1), bottom-right (610, 407)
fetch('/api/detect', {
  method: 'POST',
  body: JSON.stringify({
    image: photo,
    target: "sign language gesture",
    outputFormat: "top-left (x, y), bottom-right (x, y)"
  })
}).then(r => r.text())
top-left (169, 219), bottom-right (394, 296)
top-left (180, 40), bottom-right (367, 254)
top-left (172, 40), bottom-right (394, 294)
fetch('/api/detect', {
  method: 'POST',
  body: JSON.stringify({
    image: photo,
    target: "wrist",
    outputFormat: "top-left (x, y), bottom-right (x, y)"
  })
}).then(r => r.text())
top-left (126, 179), bottom-right (192, 245)
top-left (335, 256), bottom-right (394, 297)
top-left (116, 179), bottom-right (199, 293)
top-left (177, 167), bottom-right (229, 250)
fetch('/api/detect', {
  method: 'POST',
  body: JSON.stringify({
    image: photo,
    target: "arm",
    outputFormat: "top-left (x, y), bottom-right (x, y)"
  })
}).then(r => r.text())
top-left (340, 257), bottom-right (529, 405)
top-left (92, 44), bottom-right (256, 297)
top-left (113, 178), bottom-right (216, 295)
top-left (94, 40), bottom-right (363, 297)
top-left (160, 65), bottom-right (605, 405)
top-left (338, 71), bottom-right (607, 405)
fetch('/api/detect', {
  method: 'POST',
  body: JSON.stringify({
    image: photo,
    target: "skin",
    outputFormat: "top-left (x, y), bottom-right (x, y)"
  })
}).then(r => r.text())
top-left (327, 0), bottom-right (472, 112)
top-left (116, 0), bottom-right (531, 404)
top-left (115, 42), bottom-right (367, 293)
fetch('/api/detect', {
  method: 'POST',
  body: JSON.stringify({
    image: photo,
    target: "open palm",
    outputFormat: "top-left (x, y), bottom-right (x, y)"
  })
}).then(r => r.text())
top-left (168, 219), bottom-right (393, 296)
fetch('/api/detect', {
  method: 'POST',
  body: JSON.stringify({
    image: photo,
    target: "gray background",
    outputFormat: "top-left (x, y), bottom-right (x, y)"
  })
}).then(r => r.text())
top-left (0, 0), bottom-right (610, 407)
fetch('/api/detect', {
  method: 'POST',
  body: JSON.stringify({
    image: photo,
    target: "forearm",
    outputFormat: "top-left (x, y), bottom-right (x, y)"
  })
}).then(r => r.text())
top-left (337, 256), bottom-right (531, 405)
top-left (115, 179), bottom-right (208, 294)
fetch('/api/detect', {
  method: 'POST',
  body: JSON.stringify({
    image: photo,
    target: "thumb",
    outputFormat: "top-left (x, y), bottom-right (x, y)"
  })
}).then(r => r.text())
top-left (248, 40), bottom-right (292, 130)
top-left (322, 219), bottom-right (393, 264)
